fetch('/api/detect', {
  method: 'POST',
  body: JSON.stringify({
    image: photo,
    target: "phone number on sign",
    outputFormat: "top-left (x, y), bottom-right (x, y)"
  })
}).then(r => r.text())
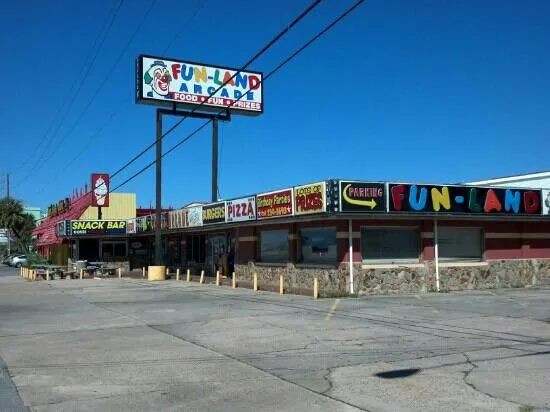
top-left (259, 206), bottom-right (291, 218)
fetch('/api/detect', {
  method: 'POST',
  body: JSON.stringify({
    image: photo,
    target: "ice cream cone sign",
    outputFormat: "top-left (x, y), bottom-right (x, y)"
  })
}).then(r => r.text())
top-left (91, 173), bottom-right (110, 207)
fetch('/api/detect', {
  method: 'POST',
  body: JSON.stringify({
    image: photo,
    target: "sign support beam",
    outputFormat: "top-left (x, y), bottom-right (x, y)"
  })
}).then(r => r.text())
top-left (153, 108), bottom-right (230, 266)
top-left (212, 118), bottom-right (218, 203)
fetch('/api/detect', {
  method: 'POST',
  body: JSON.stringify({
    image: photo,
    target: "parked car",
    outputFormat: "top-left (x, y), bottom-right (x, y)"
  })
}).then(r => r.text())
top-left (10, 255), bottom-right (27, 268)
top-left (2, 254), bottom-right (17, 265)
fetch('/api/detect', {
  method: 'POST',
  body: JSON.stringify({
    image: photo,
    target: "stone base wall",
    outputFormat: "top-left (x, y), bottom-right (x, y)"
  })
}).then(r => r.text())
top-left (353, 264), bottom-right (427, 295)
top-left (235, 262), bottom-right (346, 294)
top-left (237, 259), bottom-right (550, 296)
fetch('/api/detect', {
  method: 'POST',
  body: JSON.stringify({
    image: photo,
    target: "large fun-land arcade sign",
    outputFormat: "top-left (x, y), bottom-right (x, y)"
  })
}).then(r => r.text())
top-left (135, 54), bottom-right (264, 265)
top-left (136, 55), bottom-right (263, 115)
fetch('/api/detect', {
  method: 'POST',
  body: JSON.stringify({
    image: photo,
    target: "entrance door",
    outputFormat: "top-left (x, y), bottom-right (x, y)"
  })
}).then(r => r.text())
top-left (206, 235), bottom-right (226, 276)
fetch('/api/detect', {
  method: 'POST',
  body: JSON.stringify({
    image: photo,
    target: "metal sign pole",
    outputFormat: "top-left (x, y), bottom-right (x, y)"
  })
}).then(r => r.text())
top-left (155, 110), bottom-right (163, 266)
top-left (212, 118), bottom-right (219, 202)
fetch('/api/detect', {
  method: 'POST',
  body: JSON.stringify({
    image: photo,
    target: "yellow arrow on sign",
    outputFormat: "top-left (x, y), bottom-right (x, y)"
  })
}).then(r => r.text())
top-left (343, 184), bottom-right (378, 209)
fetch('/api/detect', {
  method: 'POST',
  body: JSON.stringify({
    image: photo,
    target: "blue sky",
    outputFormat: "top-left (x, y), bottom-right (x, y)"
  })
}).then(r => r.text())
top-left (1, 0), bottom-right (549, 210)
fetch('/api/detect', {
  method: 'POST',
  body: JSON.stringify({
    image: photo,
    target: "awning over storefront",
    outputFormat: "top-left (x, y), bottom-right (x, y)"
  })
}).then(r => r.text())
top-left (33, 193), bottom-right (93, 247)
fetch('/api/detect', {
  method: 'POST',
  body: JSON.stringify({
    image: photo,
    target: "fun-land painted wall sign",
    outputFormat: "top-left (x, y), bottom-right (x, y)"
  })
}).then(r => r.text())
top-left (389, 184), bottom-right (542, 216)
top-left (71, 220), bottom-right (127, 235)
top-left (202, 202), bottom-right (226, 225)
top-left (339, 181), bottom-right (386, 213)
top-left (226, 196), bottom-right (256, 223)
top-left (136, 55), bottom-right (263, 115)
top-left (294, 182), bottom-right (326, 215)
top-left (256, 188), bottom-right (294, 219)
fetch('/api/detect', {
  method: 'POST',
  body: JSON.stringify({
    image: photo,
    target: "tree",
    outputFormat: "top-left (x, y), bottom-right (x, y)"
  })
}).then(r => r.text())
top-left (0, 197), bottom-right (36, 253)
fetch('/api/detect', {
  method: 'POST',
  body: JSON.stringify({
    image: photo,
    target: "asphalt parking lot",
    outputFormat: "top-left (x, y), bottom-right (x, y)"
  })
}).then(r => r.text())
top-left (0, 264), bottom-right (549, 412)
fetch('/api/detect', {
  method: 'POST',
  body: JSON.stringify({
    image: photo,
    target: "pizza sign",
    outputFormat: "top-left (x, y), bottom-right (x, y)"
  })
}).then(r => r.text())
top-left (226, 196), bottom-right (257, 222)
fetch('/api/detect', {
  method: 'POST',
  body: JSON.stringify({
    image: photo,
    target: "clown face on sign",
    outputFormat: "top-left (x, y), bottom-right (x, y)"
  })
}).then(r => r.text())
top-left (144, 60), bottom-right (172, 98)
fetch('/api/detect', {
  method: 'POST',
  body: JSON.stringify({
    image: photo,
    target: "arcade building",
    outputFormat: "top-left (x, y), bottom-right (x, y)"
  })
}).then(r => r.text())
top-left (36, 176), bottom-right (550, 295)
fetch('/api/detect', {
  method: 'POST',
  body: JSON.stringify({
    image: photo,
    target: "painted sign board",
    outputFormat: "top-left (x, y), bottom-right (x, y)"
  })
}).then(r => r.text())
top-left (127, 218), bottom-right (136, 234)
top-left (389, 183), bottom-right (542, 216)
top-left (339, 181), bottom-right (386, 213)
top-left (294, 182), bottom-right (326, 215)
top-left (202, 202), bottom-right (226, 225)
top-left (55, 220), bottom-right (70, 236)
top-left (226, 196), bottom-right (256, 222)
top-left (543, 189), bottom-right (550, 216)
top-left (71, 220), bottom-right (127, 235)
top-left (136, 55), bottom-right (263, 115)
top-left (91, 173), bottom-right (109, 207)
top-left (169, 209), bottom-right (188, 229)
top-left (187, 206), bottom-right (203, 227)
top-left (256, 188), bottom-right (294, 219)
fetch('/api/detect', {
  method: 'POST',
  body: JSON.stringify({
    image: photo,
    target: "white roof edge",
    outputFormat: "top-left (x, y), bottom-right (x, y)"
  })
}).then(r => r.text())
top-left (465, 171), bottom-right (550, 185)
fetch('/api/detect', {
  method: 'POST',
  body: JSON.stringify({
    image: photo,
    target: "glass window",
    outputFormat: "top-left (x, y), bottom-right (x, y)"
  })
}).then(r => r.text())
top-left (361, 227), bottom-right (419, 263)
top-left (187, 235), bottom-right (205, 263)
top-left (299, 227), bottom-right (337, 265)
top-left (101, 241), bottom-right (126, 258)
top-left (260, 230), bottom-right (288, 262)
top-left (438, 227), bottom-right (482, 261)
top-left (114, 243), bottom-right (126, 257)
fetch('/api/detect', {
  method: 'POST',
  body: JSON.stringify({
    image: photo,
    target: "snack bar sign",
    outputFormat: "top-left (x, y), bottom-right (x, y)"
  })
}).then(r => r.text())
top-left (136, 55), bottom-right (263, 115)
top-left (226, 196), bottom-right (256, 223)
top-left (71, 220), bottom-right (127, 235)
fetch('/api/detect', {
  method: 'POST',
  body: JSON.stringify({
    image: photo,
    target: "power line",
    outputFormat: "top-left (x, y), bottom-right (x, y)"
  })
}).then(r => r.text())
top-left (161, 0), bottom-right (206, 55)
top-left (109, 0), bottom-right (365, 195)
top-left (38, 0), bottom-right (325, 210)
top-left (17, 0), bottom-right (157, 190)
top-left (15, 0), bottom-right (125, 187)
top-left (16, 0), bottom-right (122, 174)
top-left (34, 0), bottom-right (203, 196)
top-left (108, 0), bottom-right (323, 183)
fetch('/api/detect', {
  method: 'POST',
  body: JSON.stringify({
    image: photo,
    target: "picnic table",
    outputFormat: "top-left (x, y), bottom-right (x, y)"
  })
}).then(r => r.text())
top-left (87, 262), bottom-right (118, 277)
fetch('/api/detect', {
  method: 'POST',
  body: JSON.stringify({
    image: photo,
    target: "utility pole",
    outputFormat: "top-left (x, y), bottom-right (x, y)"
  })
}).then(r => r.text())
top-left (6, 173), bottom-right (9, 198)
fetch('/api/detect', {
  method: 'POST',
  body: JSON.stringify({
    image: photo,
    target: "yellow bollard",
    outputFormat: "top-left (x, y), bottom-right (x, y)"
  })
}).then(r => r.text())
top-left (232, 271), bottom-right (236, 289)
top-left (118, 267), bottom-right (122, 279)
top-left (253, 273), bottom-right (258, 291)
top-left (80, 268), bottom-right (84, 280)
top-left (46, 270), bottom-right (50, 281)
top-left (313, 277), bottom-right (319, 299)
top-left (142, 267), bottom-right (146, 278)
top-left (176, 268), bottom-right (180, 281)
top-left (186, 269), bottom-right (191, 282)
top-left (216, 270), bottom-right (220, 286)
top-left (199, 270), bottom-right (205, 284)
top-left (20, 267), bottom-right (22, 277)
top-left (280, 275), bottom-right (284, 295)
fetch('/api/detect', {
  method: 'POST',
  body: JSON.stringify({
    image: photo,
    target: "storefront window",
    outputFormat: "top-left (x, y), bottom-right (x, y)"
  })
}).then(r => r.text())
top-left (439, 227), bottom-right (482, 261)
top-left (259, 230), bottom-right (288, 263)
top-left (299, 227), bottom-right (336, 265)
top-left (187, 235), bottom-right (206, 263)
top-left (101, 241), bottom-right (127, 258)
top-left (361, 227), bottom-right (419, 263)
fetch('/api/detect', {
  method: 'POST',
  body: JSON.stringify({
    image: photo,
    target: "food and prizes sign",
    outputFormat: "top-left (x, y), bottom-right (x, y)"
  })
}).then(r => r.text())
top-left (294, 182), bottom-right (326, 215)
top-left (136, 55), bottom-right (263, 115)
